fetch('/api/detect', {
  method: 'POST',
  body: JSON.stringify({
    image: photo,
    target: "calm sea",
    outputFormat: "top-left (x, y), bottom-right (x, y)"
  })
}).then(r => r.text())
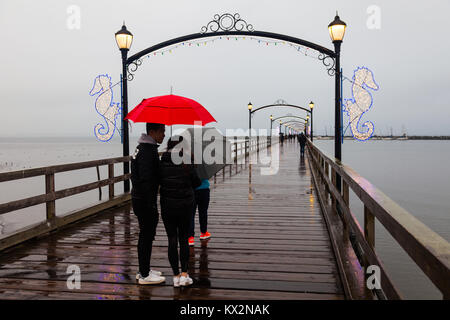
top-left (314, 139), bottom-right (450, 300)
top-left (0, 137), bottom-right (448, 299)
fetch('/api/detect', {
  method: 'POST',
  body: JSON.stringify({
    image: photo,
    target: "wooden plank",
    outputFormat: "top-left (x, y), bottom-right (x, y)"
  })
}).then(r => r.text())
top-left (0, 278), bottom-right (343, 300)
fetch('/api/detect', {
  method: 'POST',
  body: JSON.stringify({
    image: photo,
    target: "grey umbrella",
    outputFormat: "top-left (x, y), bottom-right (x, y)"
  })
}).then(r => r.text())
top-left (171, 127), bottom-right (232, 180)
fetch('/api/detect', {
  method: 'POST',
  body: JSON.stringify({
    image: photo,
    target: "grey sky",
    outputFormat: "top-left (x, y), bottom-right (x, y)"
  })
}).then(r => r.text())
top-left (1, 0), bottom-right (449, 139)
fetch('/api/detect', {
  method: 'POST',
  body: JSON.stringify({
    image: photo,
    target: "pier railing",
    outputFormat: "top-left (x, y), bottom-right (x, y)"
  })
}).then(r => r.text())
top-left (0, 156), bottom-right (132, 251)
top-left (306, 139), bottom-right (450, 300)
top-left (0, 136), bottom-right (275, 252)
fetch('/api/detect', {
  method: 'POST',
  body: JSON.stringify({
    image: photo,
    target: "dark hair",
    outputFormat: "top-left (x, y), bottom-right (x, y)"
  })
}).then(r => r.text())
top-left (167, 136), bottom-right (183, 150)
top-left (146, 123), bottom-right (165, 134)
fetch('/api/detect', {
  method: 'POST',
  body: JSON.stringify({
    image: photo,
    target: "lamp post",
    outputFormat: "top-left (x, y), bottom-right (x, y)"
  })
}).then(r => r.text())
top-left (248, 102), bottom-right (253, 137)
top-left (247, 102), bottom-right (253, 200)
top-left (269, 115), bottom-right (273, 134)
top-left (329, 12), bottom-right (346, 193)
top-left (328, 12), bottom-right (346, 162)
top-left (309, 101), bottom-right (314, 142)
top-left (115, 23), bottom-right (133, 193)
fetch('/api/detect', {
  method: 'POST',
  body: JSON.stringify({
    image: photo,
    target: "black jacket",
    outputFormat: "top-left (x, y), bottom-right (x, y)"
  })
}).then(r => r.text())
top-left (159, 151), bottom-right (201, 209)
top-left (298, 134), bottom-right (307, 146)
top-left (130, 143), bottom-right (160, 206)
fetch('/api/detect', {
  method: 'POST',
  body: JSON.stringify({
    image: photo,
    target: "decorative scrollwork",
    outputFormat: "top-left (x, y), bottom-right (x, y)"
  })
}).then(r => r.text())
top-left (318, 53), bottom-right (336, 76)
top-left (273, 99), bottom-right (289, 105)
top-left (127, 58), bottom-right (143, 81)
top-left (201, 13), bottom-right (254, 33)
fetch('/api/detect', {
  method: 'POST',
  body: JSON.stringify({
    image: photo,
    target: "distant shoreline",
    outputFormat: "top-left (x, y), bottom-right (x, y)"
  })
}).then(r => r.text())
top-left (1, 135), bottom-right (450, 142)
top-left (315, 136), bottom-right (450, 140)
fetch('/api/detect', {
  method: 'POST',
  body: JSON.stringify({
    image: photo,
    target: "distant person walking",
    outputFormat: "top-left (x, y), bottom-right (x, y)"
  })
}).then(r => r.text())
top-left (188, 178), bottom-right (211, 246)
top-left (298, 132), bottom-right (307, 157)
top-left (159, 137), bottom-right (201, 287)
top-left (130, 123), bottom-right (166, 285)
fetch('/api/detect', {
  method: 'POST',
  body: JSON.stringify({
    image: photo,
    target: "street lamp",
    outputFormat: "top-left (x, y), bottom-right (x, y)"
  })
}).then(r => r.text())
top-left (309, 101), bottom-right (314, 142)
top-left (248, 102), bottom-right (253, 138)
top-left (270, 115), bottom-right (273, 134)
top-left (328, 12), bottom-right (346, 162)
top-left (329, 12), bottom-right (346, 193)
top-left (115, 23), bottom-right (133, 193)
top-left (328, 12), bottom-right (347, 43)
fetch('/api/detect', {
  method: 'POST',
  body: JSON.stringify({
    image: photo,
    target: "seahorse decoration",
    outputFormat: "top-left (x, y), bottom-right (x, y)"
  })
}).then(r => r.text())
top-left (344, 67), bottom-right (379, 141)
top-left (89, 74), bottom-right (121, 142)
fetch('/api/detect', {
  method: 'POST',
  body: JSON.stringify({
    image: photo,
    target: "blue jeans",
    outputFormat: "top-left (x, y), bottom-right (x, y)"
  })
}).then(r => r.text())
top-left (189, 189), bottom-right (210, 237)
top-left (300, 144), bottom-right (305, 156)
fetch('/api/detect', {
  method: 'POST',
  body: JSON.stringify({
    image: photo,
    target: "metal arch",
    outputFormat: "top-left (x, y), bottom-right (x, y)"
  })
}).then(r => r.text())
top-left (251, 104), bottom-right (311, 115)
top-left (281, 120), bottom-right (306, 126)
top-left (272, 115), bottom-right (308, 122)
top-left (127, 30), bottom-right (335, 66)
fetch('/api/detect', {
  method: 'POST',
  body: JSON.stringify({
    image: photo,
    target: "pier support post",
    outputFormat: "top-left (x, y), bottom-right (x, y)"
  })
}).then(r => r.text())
top-left (364, 205), bottom-right (375, 249)
top-left (45, 173), bottom-right (56, 222)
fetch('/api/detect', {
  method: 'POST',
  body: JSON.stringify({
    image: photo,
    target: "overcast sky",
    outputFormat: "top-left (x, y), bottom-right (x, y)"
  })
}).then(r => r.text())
top-left (1, 0), bottom-right (449, 139)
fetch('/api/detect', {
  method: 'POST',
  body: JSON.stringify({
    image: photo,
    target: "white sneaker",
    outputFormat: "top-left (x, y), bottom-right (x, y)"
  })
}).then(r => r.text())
top-left (173, 276), bottom-right (181, 288)
top-left (138, 273), bottom-right (165, 285)
top-left (136, 269), bottom-right (162, 280)
top-left (179, 275), bottom-right (193, 287)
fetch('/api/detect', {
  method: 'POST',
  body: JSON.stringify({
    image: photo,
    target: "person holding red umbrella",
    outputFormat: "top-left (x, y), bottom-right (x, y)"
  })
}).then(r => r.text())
top-left (131, 122), bottom-right (166, 285)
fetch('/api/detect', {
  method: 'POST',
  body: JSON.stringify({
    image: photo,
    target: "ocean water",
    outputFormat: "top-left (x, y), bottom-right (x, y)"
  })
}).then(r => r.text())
top-left (0, 137), bottom-right (448, 299)
top-left (313, 139), bottom-right (450, 300)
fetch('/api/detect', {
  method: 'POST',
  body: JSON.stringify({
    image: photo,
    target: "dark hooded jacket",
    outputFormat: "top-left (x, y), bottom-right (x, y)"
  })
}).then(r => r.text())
top-left (298, 133), bottom-right (307, 146)
top-left (130, 135), bottom-right (160, 207)
top-left (159, 150), bottom-right (201, 209)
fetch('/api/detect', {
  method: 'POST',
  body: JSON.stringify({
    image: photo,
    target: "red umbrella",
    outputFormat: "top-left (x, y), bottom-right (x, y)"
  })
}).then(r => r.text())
top-left (124, 94), bottom-right (216, 126)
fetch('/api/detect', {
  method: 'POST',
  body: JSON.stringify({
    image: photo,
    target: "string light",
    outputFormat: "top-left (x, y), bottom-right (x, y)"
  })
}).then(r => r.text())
top-left (109, 37), bottom-right (379, 143)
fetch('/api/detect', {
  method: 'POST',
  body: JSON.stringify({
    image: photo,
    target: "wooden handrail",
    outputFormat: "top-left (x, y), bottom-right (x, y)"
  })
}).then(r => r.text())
top-left (0, 156), bottom-right (131, 183)
top-left (306, 139), bottom-right (450, 299)
top-left (0, 156), bottom-right (133, 252)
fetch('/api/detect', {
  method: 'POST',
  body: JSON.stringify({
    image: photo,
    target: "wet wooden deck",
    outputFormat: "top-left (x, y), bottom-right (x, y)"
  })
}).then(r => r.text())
top-left (0, 141), bottom-right (344, 300)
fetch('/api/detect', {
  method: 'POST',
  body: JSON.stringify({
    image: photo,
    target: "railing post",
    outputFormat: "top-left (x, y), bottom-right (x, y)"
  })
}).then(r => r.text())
top-left (331, 166), bottom-right (337, 211)
top-left (234, 142), bottom-right (238, 174)
top-left (45, 173), bottom-right (56, 222)
top-left (108, 163), bottom-right (115, 199)
top-left (324, 162), bottom-right (330, 200)
top-left (364, 205), bottom-right (375, 249)
top-left (342, 180), bottom-right (349, 233)
top-left (257, 136), bottom-right (260, 155)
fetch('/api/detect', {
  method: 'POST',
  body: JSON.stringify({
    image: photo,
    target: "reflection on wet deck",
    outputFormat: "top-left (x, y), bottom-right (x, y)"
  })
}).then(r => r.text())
top-left (0, 141), bottom-right (344, 300)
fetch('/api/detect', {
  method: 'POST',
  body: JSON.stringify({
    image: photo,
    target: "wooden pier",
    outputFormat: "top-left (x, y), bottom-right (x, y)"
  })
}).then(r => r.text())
top-left (0, 138), bottom-right (448, 300)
